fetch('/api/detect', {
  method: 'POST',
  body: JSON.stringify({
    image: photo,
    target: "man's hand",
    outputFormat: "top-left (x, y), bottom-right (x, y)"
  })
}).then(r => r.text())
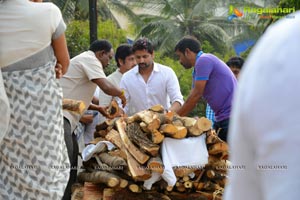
top-left (55, 62), bottom-right (63, 79)
top-left (97, 106), bottom-right (113, 119)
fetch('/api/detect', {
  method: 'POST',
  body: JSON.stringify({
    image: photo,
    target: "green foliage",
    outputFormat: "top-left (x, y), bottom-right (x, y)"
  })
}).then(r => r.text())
top-left (65, 18), bottom-right (127, 75)
top-left (65, 20), bottom-right (90, 58)
top-left (278, 0), bottom-right (300, 12)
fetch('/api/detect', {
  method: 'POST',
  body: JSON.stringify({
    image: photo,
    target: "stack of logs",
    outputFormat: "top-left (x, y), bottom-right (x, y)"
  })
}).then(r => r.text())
top-left (77, 104), bottom-right (229, 200)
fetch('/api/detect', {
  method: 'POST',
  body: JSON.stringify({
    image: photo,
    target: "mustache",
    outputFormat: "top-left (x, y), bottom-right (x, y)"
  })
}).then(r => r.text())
top-left (138, 63), bottom-right (148, 67)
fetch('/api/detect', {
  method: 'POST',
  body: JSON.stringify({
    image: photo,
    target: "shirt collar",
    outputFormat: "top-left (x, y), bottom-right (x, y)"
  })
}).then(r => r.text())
top-left (196, 51), bottom-right (203, 61)
top-left (134, 62), bottom-right (158, 74)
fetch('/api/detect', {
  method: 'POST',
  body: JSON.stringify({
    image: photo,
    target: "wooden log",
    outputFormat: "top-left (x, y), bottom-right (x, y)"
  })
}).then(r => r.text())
top-left (196, 117), bottom-right (212, 131)
top-left (172, 126), bottom-right (187, 139)
top-left (179, 117), bottom-right (205, 136)
top-left (106, 99), bottom-right (119, 118)
top-left (129, 184), bottom-right (142, 193)
top-left (194, 182), bottom-right (205, 191)
top-left (126, 122), bottom-right (160, 157)
top-left (96, 119), bottom-right (116, 131)
top-left (148, 104), bottom-right (165, 113)
top-left (184, 181), bottom-right (193, 189)
top-left (150, 129), bottom-right (165, 144)
top-left (182, 175), bottom-right (190, 182)
top-left (175, 182), bottom-right (186, 192)
top-left (98, 152), bottom-right (127, 169)
top-left (94, 156), bottom-right (113, 172)
top-left (202, 181), bottom-right (222, 191)
top-left (208, 142), bottom-right (228, 155)
top-left (139, 122), bottom-right (150, 133)
top-left (77, 171), bottom-right (120, 187)
top-left (124, 149), bottom-right (151, 181)
top-left (166, 185), bottom-right (173, 192)
top-left (94, 129), bottom-right (109, 138)
top-left (159, 124), bottom-right (178, 135)
top-left (103, 188), bottom-right (115, 200)
top-left (206, 169), bottom-right (215, 179)
top-left (105, 129), bottom-right (123, 149)
top-left (116, 119), bottom-right (150, 164)
top-left (173, 167), bottom-right (196, 178)
top-left (83, 183), bottom-right (103, 200)
top-left (108, 149), bottom-right (127, 161)
top-left (206, 130), bottom-right (223, 144)
top-left (119, 179), bottom-right (129, 188)
top-left (159, 124), bottom-right (187, 139)
top-left (180, 116), bottom-right (196, 127)
top-left (172, 116), bottom-right (184, 126)
top-left (195, 191), bottom-right (213, 200)
top-left (147, 156), bottom-right (164, 174)
top-left (62, 98), bottom-right (85, 115)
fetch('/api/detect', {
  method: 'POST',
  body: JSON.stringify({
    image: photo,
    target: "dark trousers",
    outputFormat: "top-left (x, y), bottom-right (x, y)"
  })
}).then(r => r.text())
top-left (62, 117), bottom-right (79, 200)
top-left (213, 118), bottom-right (230, 142)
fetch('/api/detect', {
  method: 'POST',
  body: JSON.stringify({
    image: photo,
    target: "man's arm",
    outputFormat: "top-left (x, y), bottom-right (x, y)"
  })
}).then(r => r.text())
top-left (88, 103), bottom-right (111, 119)
top-left (92, 78), bottom-right (126, 107)
top-left (166, 69), bottom-right (184, 112)
top-left (169, 101), bottom-right (182, 113)
top-left (52, 34), bottom-right (69, 76)
top-left (176, 80), bottom-right (207, 116)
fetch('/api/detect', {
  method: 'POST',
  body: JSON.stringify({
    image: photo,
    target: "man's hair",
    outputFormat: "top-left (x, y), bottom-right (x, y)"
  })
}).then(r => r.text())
top-left (132, 37), bottom-right (154, 54)
top-left (115, 44), bottom-right (133, 68)
top-left (89, 39), bottom-right (112, 53)
top-left (226, 56), bottom-right (244, 69)
top-left (175, 36), bottom-right (201, 54)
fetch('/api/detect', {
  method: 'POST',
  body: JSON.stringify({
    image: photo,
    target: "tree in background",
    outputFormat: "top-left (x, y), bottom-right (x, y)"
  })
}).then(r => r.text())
top-left (65, 18), bottom-right (127, 75)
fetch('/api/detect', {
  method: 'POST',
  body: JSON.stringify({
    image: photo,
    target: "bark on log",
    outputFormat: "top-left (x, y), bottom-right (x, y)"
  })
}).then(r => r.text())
top-left (108, 149), bottom-right (127, 161)
top-left (62, 98), bottom-right (86, 115)
top-left (175, 182), bottom-right (186, 192)
top-left (208, 142), bottom-right (228, 155)
top-left (126, 122), bottom-right (160, 156)
top-left (116, 119), bottom-right (150, 164)
top-left (77, 171), bottom-right (120, 187)
top-left (105, 129), bottom-right (123, 149)
top-left (98, 152), bottom-right (127, 169)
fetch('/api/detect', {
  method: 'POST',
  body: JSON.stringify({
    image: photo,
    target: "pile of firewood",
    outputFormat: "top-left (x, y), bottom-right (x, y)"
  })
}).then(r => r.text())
top-left (77, 104), bottom-right (229, 200)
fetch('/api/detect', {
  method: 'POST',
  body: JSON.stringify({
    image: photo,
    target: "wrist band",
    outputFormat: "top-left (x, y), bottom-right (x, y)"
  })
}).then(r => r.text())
top-left (120, 90), bottom-right (125, 97)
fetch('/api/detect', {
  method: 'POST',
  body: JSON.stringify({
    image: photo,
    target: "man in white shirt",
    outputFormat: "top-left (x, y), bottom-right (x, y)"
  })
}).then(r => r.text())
top-left (60, 39), bottom-right (126, 199)
top-left (119, 38), bottom-right (184, 116)
top-left (83, 44), bottom-right (136, 144)
top-left (224, 11), bottom-right (300, 200)
top-left (97, 44), bottom-right (136, 123)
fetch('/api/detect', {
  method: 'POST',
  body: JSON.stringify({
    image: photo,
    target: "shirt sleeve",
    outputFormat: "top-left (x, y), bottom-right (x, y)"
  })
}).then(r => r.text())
top-left (194, 56), bottom-right (214, 81)
top-left (50, 3), bottom-right (66, 39)
top-left (81, 57), bottom-right (106, 81)
top-left (166, 68), bottom-right (184, 106)
top-left (119, 76), bottom-right (130, 115)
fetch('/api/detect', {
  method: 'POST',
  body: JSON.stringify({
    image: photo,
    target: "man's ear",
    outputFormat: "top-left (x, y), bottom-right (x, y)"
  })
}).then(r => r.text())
top-left (118, 58), bottom-right (124, 66)
top-left (95, 50), bottom-right (105, 59)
